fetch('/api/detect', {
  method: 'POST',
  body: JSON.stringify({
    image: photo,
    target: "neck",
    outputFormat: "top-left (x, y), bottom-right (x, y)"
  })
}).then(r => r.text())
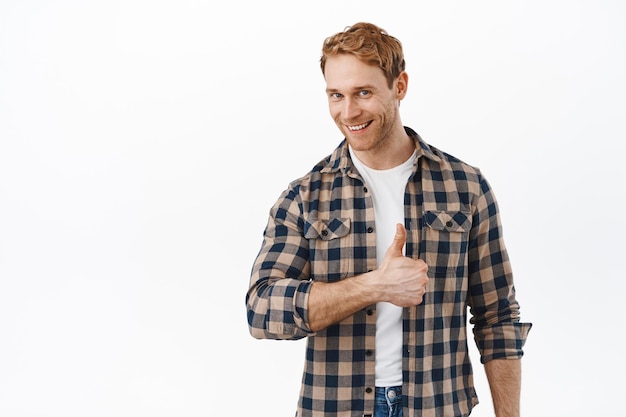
top-left (352, 127), bottom-right (414, 170)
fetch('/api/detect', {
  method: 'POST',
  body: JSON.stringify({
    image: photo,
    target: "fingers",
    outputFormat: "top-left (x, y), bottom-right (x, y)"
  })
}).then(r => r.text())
top-left (385, 223), bottom-right (406, 259)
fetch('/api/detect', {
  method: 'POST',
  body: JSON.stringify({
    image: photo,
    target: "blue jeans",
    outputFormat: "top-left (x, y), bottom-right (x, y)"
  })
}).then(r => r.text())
top-left (374, 386), bottom-right (403, 417)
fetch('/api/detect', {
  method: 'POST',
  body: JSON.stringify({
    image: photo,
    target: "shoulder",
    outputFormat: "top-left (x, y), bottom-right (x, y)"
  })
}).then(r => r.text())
top-left (427, 143), bottom-right (482, 180)
top-left (285, 140), bottom-right (349, 190)
top-left (410, 131), bottom-right (484, 188)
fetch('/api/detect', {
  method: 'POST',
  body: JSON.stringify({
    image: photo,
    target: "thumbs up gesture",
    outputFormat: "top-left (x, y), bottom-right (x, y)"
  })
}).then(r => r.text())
top-left (375, 223), bottom-right (429, 307)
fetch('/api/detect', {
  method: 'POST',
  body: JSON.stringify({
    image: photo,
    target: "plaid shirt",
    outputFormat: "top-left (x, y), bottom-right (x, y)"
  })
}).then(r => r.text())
top-left (246, 127), bottom-right (531, 417)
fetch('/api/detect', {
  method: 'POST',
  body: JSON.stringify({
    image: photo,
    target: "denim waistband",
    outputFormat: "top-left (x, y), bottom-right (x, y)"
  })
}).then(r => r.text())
top-left (374, 386), bottom-right (402, 403)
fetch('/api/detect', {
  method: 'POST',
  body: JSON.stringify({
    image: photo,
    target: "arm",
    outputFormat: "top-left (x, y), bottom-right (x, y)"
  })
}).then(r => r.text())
top-left (484, 358), bottom-right (522, 417)
top-left (247, 209), bottom-right (428, 337)
top-left (466, 173), bottom-right (532, 414)
top-left (247, 179), bottom-right (428, 338)
top-left (308, 223), bottom-right (428, 331)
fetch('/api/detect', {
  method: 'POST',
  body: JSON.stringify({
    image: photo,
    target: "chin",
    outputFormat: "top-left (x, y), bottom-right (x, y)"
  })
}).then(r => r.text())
top-left (345, 138), bottom-right (373, 153)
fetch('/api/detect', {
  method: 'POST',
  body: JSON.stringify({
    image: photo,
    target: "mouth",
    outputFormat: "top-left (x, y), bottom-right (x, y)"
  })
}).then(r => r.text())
top-left (346, 121), bottom-right (372, 132)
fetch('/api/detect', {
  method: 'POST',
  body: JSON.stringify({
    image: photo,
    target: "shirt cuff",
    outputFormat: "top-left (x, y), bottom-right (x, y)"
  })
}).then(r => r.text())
top-left (473, 321), bottom-right (532, 364)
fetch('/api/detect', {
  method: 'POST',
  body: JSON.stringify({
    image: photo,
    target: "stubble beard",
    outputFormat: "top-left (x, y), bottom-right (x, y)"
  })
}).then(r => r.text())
top-left (342, 103), bottom-right (398, 154)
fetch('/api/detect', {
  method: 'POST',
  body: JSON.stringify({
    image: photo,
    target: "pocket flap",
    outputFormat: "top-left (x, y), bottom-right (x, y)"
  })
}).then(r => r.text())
top-left (304, 218), bottom-right (351, 240)
top-left (424, 210), bottom-right (471, 232)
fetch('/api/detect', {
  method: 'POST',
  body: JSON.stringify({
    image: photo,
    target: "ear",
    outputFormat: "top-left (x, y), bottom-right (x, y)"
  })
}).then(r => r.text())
top-left (395, 71), bottom-right (409, 100)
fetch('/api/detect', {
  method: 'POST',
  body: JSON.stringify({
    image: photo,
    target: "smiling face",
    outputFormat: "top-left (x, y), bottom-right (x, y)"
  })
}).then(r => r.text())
top-left (324, 53), bottom-right (409, 167)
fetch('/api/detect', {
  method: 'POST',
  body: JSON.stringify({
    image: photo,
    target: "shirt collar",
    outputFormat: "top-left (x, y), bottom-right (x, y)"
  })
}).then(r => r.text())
top-left (320, 126), bottom-right (441, 174)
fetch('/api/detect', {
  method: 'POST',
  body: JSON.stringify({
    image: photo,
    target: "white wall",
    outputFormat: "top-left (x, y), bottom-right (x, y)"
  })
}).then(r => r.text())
top-left (1, 1), bottom-right (624, 416)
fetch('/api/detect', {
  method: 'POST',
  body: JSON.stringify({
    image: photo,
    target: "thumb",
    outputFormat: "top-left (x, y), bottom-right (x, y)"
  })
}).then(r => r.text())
top-left (385, 223), bottom-right (406, 258)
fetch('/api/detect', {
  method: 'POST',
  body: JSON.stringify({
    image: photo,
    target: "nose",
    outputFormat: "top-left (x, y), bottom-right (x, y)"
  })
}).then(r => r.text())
top-left (341, 97), bottom-right (361, 121)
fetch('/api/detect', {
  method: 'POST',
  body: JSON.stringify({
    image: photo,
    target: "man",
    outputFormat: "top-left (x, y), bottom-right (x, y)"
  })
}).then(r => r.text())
top-left (246, 22), bottom-right (531, 417)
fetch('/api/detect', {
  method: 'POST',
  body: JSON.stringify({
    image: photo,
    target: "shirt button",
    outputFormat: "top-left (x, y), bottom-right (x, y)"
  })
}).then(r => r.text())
top-left (321, 229), bottom-right (328, 237)
top-left (366, 309), bottom-right (374, 316)
top-left (364, 186), bottom-right (368, 193)
top-left (366, 350), bottom-right (373, 356)
top-left (446, 220), bottom-right (454, 227)
top-left (367, 227), bottom-right (374, 233)
top-left (365, 387), bottom-right (373, 394)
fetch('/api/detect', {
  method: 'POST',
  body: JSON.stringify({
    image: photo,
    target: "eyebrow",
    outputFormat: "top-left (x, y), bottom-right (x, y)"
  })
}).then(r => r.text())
top-left (325, 85), bottom-right (378, 94)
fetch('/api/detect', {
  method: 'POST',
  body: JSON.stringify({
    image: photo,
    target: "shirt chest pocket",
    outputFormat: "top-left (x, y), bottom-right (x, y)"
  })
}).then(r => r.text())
top-left (304, 217), bottom-right (352, 282)
top-left (423, 210), bottom-right (472, 278)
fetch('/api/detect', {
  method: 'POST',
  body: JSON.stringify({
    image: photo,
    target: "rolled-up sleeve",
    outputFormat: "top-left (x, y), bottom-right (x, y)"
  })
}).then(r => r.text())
top-left (246, 186), bottom-right (315, 340)
top-left (473, 321), bottom-right (532, 363)
top-left (467, 172), bottom-right (532, 363)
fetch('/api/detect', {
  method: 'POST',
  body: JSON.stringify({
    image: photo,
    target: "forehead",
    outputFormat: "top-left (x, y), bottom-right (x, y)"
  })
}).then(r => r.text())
top-left (324, 54), bottom-right (388, 91)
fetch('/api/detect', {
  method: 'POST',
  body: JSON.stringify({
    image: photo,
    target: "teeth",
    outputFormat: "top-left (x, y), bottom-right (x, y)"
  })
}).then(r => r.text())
top-left (348, 122), bottom-right (369, 131)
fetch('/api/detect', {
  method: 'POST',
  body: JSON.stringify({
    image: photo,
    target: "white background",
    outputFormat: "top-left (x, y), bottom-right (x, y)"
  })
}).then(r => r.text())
top-left (1, 1), bottom-right (625, 416)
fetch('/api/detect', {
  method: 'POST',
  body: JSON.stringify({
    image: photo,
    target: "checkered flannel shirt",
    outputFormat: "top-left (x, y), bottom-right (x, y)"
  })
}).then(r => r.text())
top-left (246, 127), bottom-right (532, 417)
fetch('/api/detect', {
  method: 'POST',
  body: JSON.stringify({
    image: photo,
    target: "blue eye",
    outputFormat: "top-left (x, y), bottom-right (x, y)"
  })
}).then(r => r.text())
top-left (359, 90), bottom-right (370, 97)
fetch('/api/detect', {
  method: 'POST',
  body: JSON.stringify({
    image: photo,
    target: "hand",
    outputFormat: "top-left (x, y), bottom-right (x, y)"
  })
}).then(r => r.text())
top-left (375, 223), bottom-right (429, 307)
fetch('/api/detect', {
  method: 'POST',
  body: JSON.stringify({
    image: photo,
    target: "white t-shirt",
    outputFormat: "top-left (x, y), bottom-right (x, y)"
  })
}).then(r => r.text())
top-left (349, 146), bottom-right (416, 387)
